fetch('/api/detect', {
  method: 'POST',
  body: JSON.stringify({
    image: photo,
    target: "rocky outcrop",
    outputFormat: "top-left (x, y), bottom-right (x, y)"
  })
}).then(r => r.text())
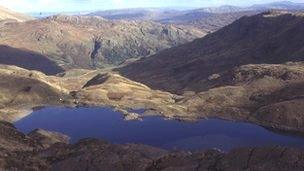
top-left (28, 129), bottom-right (70, 149)
top-left (0, 121), bottom-right (38, 151)
top-left (0, 121), bottom-right (69, 170)
top-left (73, 72), bottom-right (186, 116)
top-left (170, 63), bottom-right (304, 132)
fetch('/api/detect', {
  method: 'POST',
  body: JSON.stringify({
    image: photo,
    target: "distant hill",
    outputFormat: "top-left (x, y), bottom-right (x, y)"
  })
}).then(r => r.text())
top-left (0, 15), bottom-right (204, 74)
top-left (0, 6), bottom-right (33, 22)
top-left (88, 8), bottom-right (258, 32)
top-left (88, 8), bottom-right (187, 21)
top-left (193, 1), bottom-right (304, 13)
top-left (88, 1), bottom-right (304, 32)
top-left (161, 10), bottom-right (260, 32)
top-left (250, 1), bottom-right (304, 11)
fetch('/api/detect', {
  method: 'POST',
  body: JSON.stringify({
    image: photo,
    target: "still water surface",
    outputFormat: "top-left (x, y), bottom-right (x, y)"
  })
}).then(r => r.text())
top-left (14, 107), bottom-right (304, 151)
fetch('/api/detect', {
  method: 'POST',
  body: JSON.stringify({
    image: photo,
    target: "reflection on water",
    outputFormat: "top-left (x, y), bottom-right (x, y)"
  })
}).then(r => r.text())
top-left (14, 107), bottom-right (304, 151)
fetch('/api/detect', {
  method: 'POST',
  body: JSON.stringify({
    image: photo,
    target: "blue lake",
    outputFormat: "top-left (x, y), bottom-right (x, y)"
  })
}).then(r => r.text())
top-left (14, 107), bottom-right (304, 151)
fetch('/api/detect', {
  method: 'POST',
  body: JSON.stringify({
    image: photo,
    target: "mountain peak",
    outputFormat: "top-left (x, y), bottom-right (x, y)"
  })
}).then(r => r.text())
top-left (269, 1), bottom-right (296, 5)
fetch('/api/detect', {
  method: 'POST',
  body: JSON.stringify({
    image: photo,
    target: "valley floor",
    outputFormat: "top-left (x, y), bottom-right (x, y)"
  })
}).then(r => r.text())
top-left (2, 62), bottom-right (304, 134)
top-left (1, 63), bottom-right (304, 170)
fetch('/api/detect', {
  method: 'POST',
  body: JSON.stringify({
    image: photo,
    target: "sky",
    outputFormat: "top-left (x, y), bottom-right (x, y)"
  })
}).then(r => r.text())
top-left (0, 0), bottom-right (304, 13)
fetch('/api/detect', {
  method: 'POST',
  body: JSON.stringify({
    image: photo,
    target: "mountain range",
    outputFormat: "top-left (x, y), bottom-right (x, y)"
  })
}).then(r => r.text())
top-left (89, 1), bottom-right (304, 20)
top-left (196, 1), bottom-right (304, 13)
top-left (0, 14), bottom-right (204, 74)
top-left (88, 1), bottom-right (304, 32)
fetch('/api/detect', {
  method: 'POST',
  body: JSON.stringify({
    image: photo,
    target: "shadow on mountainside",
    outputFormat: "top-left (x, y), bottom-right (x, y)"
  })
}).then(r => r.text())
top-left (0, 45), bottom-right (64, 75)
top-left (118, 11), bottom-right (304, 94)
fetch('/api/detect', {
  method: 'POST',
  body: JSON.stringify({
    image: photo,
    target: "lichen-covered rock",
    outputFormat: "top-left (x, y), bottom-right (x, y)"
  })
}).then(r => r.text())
top-left (28, 129), bottom-right (70, 148)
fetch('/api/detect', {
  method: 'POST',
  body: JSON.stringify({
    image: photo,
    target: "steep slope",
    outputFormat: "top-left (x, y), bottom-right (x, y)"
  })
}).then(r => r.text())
top-left (119, 11), bottom-right (304, 93)
top-left (0, 15), bottom-right (204, 73)
top-left (0, 6), bottom-right (33, 22)
top-left (0, 65), bottom-right (70, 121)
top-left (118, 11), bottom-right (304, 133)
top-left (0, 45), bottom-right (64, 74)
top-left (163, 10), bottom-right (259, 32)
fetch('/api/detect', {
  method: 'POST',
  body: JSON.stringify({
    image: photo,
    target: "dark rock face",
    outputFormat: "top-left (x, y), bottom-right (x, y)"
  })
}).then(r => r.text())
top-left (46, 139), bottom-right (168, 171)
top-left (0, 121), bottom-right (63, 170)
top-left (82, 73), bottom-right (109, 88)
top-left (1, 121), bottom-right (304, 171)
top-left (90, 40), bottom-right (102, 68)
top-left (0, 121), bottom-right (38, 151)
top-left (28, 129), bottom-right (70, 149)
top-left (0, 45), bottom-right (64, 75)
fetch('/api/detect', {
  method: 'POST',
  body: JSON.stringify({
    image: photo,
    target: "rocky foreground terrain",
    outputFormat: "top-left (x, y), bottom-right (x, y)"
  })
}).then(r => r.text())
top-left (1, 121), bottom-right (304, 171)
top-left (0, 14), bottom-right (204, 74)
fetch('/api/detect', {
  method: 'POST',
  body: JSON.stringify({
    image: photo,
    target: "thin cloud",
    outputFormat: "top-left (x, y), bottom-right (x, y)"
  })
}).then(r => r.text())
top-left (0, 0), bottom-right (303, 12)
